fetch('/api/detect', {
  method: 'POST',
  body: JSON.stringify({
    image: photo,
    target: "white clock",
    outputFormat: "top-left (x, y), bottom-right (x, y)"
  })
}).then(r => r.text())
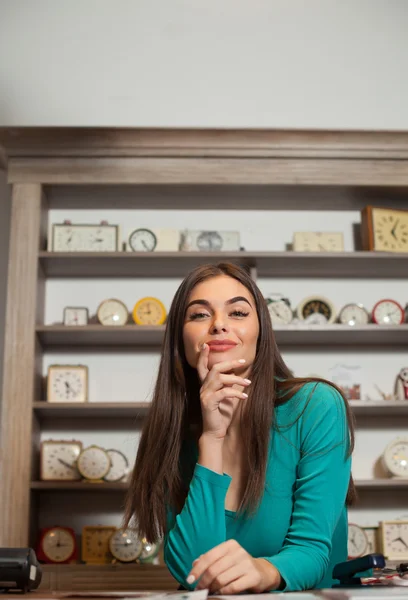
top-left (265, 294), bottom-right (293, 326)
top-left (77, 445), bottom-right (111, 481)
top-left (363, 526), bottom-right (379, 554)
top-left (47, 365), bottom-right (88, 403)
top-left (40, 439), bottom-right (83, 481)
top-left (380, 520), bottom-right (408, 560)
top-left (63, 307), bottom-right (89, 326)
top-left (372, 299), bottom-right (405, 325)
top-left (293, 232), bottom-right (344, 252)
top-left (97, 299), bottom-right (129, 326)
top-left (109, 529), bottom-right (143, 563)
top-left (50, 221), bottom-right (120, 252)
top-left (127, 228), bottom-right (180, 252)
top-left (347, 523), bottom-right (368, 559)
top-left (382, 437), bottom-right (408, 478)
top-left (180, 230), bottom-right (241, 251)
top-left (338, 303), bottom-right (370, 326)
top-left (103, 449), bottom-right (129, 482)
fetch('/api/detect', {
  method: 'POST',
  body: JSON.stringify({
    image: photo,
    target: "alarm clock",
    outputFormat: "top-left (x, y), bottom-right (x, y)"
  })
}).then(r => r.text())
top-left (347, 523), bottom-right (368, 559)
top-left (47, 365), bottom-right (88, 403)
top-left (103, 449), bottom-right (129, 482)
top-left (395, 367), bottom-right (408, 401)
top-left (97, 299), bottom-right (129, 326)
top-left (338, 303), bottom-right (370, 326)
top-left (296, 296), bottom-right (337, 325)
top-left (361, 206), bottom-right (408, 253)
top-left (180, 230), bottom-right (241, 252)
top-left (127, 228), bottom-right (180, 252)
top-left (63, 307), bottom-right (89, 326)
top-left (109, 529), bottom-right (143, 563)
top-left (265, 294), bottom-right (293, 326)
top-left (77, 446), bottom-right (111, 481)
top-left (372, 299), bottom-right (405, 325)
top-left (132, 297), bottom-right (167, 325)
top-left (379, 520), bottom-right (408, 560)
top-left (139, 538), bottom-right (161, 563)
top-left (382, 437), bottom-right (408, 477)
top-left (293, 232), bottom-right (344, 252)
top-left (81, 526), bottom-right (117, 564)
top-left (36, 526), bottom-right (78, 564)
top-left (49, 221), bottom-right (120, 252)
top-left (40, 439), bottom-right (83, 481)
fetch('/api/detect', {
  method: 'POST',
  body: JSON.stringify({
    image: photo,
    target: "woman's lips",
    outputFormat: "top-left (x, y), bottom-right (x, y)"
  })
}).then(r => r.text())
top-left (207, 342), bottom-right (237, 352)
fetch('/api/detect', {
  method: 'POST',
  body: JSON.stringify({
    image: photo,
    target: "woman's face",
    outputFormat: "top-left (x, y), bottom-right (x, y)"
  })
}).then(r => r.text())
top-left (183, 275), bottom-right (260, 371)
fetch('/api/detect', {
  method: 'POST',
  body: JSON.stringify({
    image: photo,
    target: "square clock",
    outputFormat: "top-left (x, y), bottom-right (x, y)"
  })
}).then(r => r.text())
top-left (63, 307), bottom-right (89, 326)
top-left (47, 365), bottom-right (88, 403)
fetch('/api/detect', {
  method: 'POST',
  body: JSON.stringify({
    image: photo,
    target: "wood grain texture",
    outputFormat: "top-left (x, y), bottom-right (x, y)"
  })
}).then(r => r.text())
top-left (2, 127), bottom-right (408, 159)
top-left (0, 183), bottom-right (43, 546)
top-left (7, 157), bottom-right (408, 185)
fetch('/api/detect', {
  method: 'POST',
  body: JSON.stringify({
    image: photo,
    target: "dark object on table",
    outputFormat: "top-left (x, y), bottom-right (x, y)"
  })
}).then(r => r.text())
top-left (333, 553), bottom-right (385, 587)
top-left (0, 548), bottom-right (42, 593)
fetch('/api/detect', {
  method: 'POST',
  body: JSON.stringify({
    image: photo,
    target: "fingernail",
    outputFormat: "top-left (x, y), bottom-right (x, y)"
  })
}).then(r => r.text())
top-left (242, 392), bottom-right (248, 398)
top-left (186, 575), bottom-right (195, 584)
top-left (202, 343), bottom-right (207, 350)
top-left (238, 359), bottom-right (246, 363)
top-left (244, 379), bottom-right (251, 384)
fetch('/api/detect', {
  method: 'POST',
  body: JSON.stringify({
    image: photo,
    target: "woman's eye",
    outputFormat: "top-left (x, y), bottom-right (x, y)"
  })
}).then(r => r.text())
top-left (230, 310), bottom-right (249, 317)
top-left (189, 312), bottom-right (209, 320)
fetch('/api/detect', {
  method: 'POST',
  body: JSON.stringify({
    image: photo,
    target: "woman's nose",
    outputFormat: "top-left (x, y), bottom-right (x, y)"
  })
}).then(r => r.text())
top-left (210, 316), bottom-right (228, 334)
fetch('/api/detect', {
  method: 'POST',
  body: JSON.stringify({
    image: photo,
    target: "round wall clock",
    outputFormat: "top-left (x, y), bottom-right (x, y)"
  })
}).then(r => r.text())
top-left (132, 297), bottom-right (166, 326)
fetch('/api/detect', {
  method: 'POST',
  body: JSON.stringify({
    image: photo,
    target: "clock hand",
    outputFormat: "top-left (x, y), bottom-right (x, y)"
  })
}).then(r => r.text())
top-left (392, 536), bottom-right (408, 548)
top-left (142, 240), bottom-right (148, 250)
top-left (58, 458), bottom-right (75, 469)
top-left (391, 219), bottom-right (400, 239)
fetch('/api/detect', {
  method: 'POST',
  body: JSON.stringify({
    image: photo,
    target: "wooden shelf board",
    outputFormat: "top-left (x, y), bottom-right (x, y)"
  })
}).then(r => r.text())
top-left (36, 324), bottom-right (408, 348)
top-left (32, 400), bottom-right (408, 419)
top-left (39, 251), bottom-right (408, 278)
top-left (33, 402), bottom-right (151, 419)
top-left (31, 479), bottom-right (408, 492)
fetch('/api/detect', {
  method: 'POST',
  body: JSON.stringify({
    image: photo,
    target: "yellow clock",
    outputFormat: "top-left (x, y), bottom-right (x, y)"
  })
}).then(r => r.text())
top-left (81, 525), bottom-right (117, 564)
top-left (361, 206), bottom-right (408, 253)
top-left (132, 297), bottom-right (166, 325)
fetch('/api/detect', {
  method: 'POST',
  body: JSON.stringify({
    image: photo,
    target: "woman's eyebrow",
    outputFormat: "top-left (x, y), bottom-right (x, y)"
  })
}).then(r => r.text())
top-left (186, 296), bottom-right (252, 310)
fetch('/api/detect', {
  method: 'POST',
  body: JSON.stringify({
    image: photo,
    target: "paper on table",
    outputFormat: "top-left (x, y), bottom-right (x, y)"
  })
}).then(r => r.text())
top-left (214, 594), bottom-right (318, 600)
top-left (58, 591), bottom-right (208, 600)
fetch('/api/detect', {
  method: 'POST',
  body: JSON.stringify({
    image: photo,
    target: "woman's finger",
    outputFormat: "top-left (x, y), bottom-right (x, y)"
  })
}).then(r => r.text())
top-left (196, 343), bottom-right (210, 382)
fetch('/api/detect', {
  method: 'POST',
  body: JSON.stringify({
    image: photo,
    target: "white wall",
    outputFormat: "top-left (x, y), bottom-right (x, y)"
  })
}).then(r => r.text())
top-left (1, 0), bottom-right (408, 128)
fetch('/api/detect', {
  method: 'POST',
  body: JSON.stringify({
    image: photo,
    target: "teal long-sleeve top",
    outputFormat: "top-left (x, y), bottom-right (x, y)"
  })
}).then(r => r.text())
top-left (164, 382), bottom-right (351, 592)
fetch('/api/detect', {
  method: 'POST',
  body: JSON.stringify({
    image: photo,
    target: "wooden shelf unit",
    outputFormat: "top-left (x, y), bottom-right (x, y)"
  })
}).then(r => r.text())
top-left (1, 128), bottom-right (408, 577)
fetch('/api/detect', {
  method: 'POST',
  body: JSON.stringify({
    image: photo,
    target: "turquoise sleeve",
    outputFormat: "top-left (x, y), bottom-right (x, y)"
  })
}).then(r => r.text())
top-left (260, 385), bottom-right (351, 591)
top-left (164, 462), bottom-right (232, 589)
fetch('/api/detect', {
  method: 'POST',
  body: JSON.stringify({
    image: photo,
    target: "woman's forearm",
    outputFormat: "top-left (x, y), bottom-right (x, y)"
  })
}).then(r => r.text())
top-left (198, 434), bottom-right (224, 474)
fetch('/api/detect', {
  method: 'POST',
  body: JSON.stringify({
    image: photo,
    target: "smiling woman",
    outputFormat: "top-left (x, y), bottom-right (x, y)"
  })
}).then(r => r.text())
top-left (122, 263), bottom-right (357, 593)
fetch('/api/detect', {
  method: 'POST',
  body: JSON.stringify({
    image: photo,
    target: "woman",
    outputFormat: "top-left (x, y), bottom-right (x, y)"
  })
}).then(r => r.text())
top-left (123, 263), bottom-right (356, 593)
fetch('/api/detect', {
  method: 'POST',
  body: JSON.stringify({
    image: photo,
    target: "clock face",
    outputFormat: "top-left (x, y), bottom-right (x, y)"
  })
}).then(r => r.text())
top-left (109, 529), bottom-right (143, 562)
top-left (293, 232), bottom-right (344, 252)
top-left (47, 366), bottom-right (88, 403)
top-left (197, 231), bottom-right (223, 251)
top-left (347, 523), bottom-right (368, 559)
top-left (382, 438), bottom-right (408, 477)
top-left (52, 225), bottom-right (119, 252)
top-left (372, 209), bottom-right (408, 252)
top-left (381, 521), bottom-right (408, 559)
top-left (363, 527), bottom-right (379, 554)
top-left (297, 296), bottom-right (336, 324)
top-left (97, 299), bottom-right (129, 326)
top-left (128, 228), bottom-right (157, 252)
top-left (139, 539), bottom-right (160, 562)
top-left (82, 526), bottom-right (117, 563)
top-left (42, 527), bottom-right (76, 563)
top-left (338, 304), bottom-right (370, 326)
top-left (41, 441), bottom-right (82, 481)
top-left (77, 446), bottom-right (111, 480)
top-left (267, 300), bottom-right (293, 325)
top-left (132, 297), bottom-right (166, 326)
top-left (372, 299), bottom-right (404, 325)
top-left (64, 307), bottom-right (88, 326)
top-left (103, 449), bottom-right (129, 482)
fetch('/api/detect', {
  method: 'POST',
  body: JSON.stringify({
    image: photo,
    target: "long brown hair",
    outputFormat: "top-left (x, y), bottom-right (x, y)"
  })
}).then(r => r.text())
top-left (122, 263), bottom-right (356, 543)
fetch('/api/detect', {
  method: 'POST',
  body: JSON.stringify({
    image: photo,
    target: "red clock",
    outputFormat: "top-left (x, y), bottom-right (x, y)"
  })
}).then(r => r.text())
top-left (36, 526), bottom-right (78, 564)
top-left (372, 299), bottom-right (404, 325)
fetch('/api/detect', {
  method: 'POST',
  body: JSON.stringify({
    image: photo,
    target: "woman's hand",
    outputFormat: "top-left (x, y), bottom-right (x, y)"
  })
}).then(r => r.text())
top-left (197, 343), bottom-right (251, 441)
top-left (186, 539), bottom-right (281, 593)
